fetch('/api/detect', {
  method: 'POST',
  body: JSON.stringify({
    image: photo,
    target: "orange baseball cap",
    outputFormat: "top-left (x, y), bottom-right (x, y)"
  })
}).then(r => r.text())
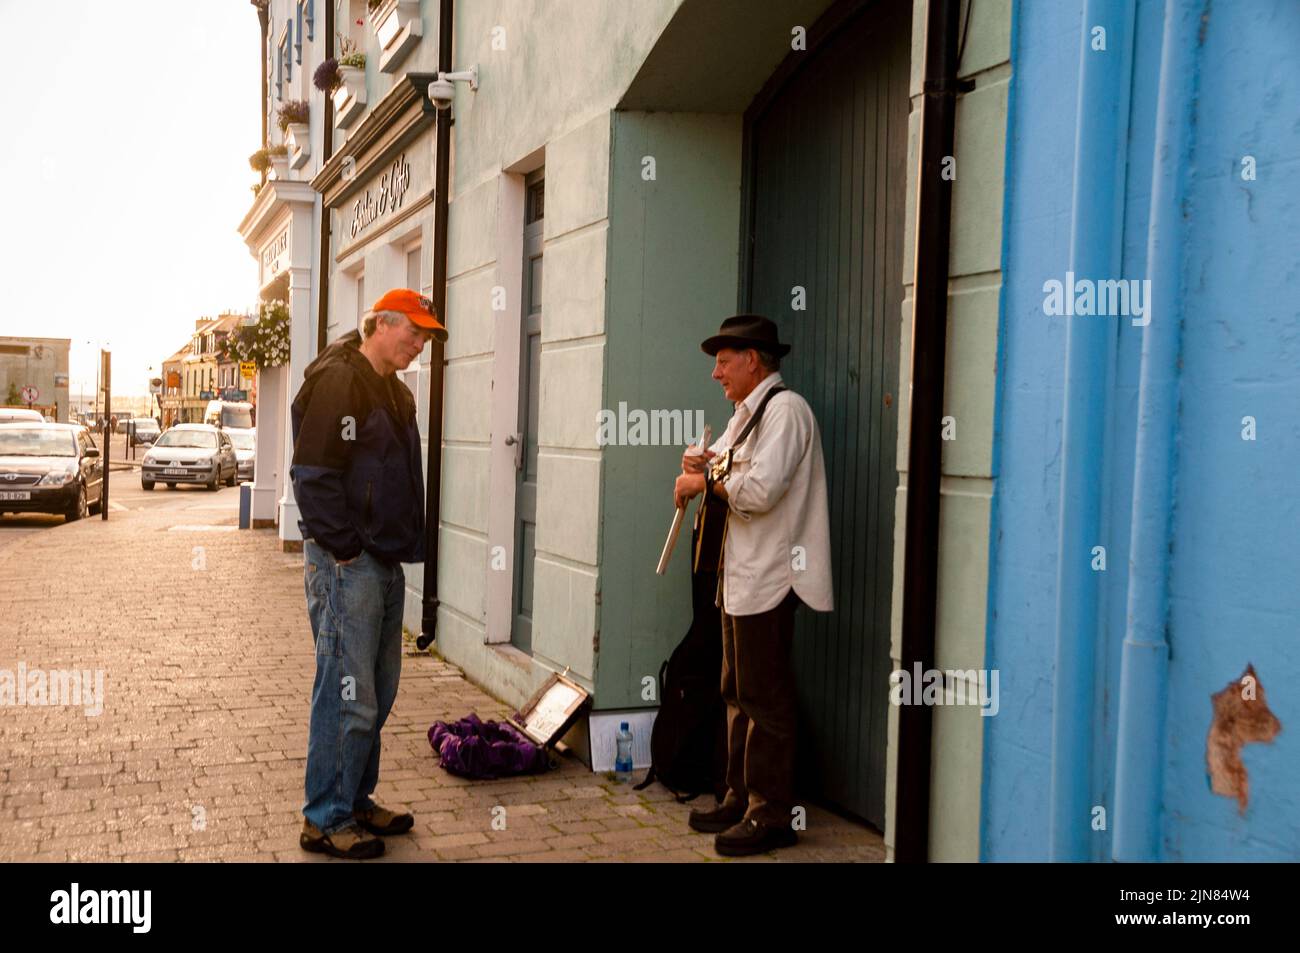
top-left (371, 288), bottom-right (448, 341)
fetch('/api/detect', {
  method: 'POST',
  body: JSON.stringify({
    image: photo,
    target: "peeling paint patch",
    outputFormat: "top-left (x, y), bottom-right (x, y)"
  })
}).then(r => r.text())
top-left (1206, 664), bottom-right (1281, 814)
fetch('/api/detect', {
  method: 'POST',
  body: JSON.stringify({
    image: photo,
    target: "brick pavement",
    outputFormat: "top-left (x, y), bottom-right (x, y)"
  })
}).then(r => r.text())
top-left (0, 501), bottom-right (884, 863)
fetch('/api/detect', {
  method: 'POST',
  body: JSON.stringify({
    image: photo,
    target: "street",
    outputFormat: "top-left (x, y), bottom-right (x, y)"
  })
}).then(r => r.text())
top-left (0, 468), bottom-right (883, 862)
top-left (0, 460), bottom-right (209, 552)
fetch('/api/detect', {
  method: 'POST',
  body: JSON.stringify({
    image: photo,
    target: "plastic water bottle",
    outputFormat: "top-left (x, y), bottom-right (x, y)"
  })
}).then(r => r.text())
top-left (615, 722), bottom-right (634, 782)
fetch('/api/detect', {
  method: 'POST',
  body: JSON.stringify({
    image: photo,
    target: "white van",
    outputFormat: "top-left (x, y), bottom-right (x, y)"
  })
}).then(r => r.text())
top-left (203, 400), bottom-right (255, 430)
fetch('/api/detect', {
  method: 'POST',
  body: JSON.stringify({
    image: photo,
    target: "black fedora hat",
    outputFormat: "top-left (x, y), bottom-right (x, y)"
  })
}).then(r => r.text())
top-left (700, 314), bottom-right (791, 358)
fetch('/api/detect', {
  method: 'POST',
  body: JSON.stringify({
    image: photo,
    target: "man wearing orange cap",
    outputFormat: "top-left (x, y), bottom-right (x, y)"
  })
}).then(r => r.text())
top-left (290, 289), bottom-right (447, 859)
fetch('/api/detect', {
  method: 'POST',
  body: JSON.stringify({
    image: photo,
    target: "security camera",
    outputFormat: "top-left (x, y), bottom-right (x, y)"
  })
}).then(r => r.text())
top-left (427, 66), bottom-right (478, 112)
top-left (427, 76), bottom-right (456, 110)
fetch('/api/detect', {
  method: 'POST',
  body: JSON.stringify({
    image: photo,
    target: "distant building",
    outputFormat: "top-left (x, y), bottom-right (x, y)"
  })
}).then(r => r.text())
top-left (0, 336), bottom-right (71, 421)
top-left (212, 314), bottom-right (252, 405)
top-left (160, 342), bottom-right (192, 428)
top-left (177, 315), bottom-right (244, 422)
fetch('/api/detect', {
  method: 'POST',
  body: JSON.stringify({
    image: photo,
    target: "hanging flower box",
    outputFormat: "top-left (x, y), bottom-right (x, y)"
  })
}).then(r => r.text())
top-left (334, 62), bottom-right (367, 128)
top-left (287, 123), bottom-right (311, 169)
top-left (267, 146), bottom-right (290, 181)
top-left (370, 0), bottom-right (422, 74)
top-left (275, 100), bottom-right (310, 171)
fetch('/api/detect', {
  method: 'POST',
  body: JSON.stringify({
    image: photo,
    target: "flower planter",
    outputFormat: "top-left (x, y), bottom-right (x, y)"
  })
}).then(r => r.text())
top-left (371, 0), bottom-right (422, 73)
top-left (287, 123), bottom-right (311, 169)
top-left (333, 65), bottom-right (367, 128)
top-left (268, 154), bottom-right (290, 181)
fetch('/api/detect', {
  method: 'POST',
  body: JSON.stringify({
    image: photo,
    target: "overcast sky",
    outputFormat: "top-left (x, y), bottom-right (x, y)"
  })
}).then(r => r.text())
top-left (0, 1), bottom-right (262, 399)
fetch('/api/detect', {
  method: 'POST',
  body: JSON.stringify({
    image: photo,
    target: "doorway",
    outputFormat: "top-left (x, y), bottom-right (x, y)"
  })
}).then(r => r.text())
top-left (511, 171), bottom-right (544, 653)
top-left (742, 1), bottom-right (909, 827)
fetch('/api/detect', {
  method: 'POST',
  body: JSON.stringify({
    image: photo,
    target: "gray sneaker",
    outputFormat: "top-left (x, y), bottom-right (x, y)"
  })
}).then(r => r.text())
top-left (300, 819), bottom-right (385, 860)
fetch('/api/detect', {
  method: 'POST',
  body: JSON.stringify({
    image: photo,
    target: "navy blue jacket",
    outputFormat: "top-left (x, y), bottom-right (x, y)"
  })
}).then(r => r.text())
top-left (290, 330), bottom-right (425, 564)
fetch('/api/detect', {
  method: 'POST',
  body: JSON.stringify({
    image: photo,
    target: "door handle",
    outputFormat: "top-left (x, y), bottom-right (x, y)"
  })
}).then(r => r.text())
top-left (505, 432), bottom-right (523, 470)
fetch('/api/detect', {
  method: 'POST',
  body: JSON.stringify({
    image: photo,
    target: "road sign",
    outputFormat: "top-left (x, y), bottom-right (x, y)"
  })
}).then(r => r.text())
top-left (149, 382), bottom-right (162, 395)
top-left (239, 361), bottom-right (256, 380)
top-left (20, 385), bottom-right (38, 403)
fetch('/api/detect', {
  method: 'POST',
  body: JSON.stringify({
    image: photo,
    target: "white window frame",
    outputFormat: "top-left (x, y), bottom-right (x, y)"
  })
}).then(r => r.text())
top-left (402, 237), bottom-right (426, 376)
top-left (278, 22), bottom-right (293, 92)
top-left (299, 0), bottom-right (314, 43)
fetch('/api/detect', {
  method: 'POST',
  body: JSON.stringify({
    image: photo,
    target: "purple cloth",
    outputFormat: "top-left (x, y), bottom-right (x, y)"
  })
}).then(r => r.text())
top-left (427, 713), bottom-right (550, 780)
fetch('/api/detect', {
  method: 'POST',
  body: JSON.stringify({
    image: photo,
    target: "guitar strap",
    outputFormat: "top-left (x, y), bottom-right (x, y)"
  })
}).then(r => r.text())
top-left (692, 385), bottom-right (786, 575)
top-left (731, 385), bottom-right (787, 456)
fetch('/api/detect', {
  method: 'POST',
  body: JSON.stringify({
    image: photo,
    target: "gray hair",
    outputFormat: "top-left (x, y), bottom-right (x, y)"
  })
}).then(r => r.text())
top-left (361, 309), bottom-right (406, 339)
top-left (755, 348), bottom-right (781, 372)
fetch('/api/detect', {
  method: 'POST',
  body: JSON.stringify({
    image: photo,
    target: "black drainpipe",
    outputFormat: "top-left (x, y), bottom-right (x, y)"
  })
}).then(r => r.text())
top-left (315, 0), bottom-right (335, 353)
top-left (416, 0), bottom-right (452, 650)
top-left (896, 0), bottom-right (968, 863)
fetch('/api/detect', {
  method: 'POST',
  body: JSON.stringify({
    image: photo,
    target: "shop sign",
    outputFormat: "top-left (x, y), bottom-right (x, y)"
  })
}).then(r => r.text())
top-left (261, 227), bottom-right (290, 278)
top-left (346, 151), bottom-right (420, 241)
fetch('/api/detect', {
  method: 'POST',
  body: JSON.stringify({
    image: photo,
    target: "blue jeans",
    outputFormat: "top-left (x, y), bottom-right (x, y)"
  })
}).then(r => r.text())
top-left (302, 539), bottom-right (405, 834)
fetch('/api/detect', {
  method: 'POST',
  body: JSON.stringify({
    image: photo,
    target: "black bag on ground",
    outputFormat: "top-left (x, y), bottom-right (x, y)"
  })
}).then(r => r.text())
top-left (634, 545), bottom-right (727, 803)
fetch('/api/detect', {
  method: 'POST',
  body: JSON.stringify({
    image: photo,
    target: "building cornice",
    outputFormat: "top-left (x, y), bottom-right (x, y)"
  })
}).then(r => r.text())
top-left (238, 179), bottom-right (319, 250)
top-left (312, 72), bottom-right (438, 207)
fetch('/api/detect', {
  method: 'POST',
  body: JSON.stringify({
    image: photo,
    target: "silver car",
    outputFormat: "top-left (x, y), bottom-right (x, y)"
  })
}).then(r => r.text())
top-left (228, 428), bottom-right (256, 483)
top-left (141, 424), bottom-right (237, 490)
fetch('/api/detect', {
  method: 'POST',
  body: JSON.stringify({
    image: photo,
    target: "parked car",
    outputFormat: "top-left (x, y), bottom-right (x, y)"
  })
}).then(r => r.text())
top-left (229, 428), bottom-right (256, 483)
top-left (124, 417), bottom-right (160, 447)
top-left (0, 408), bottom-right (46, 424)
top-left (140, 424), bottom-right (237, 491)
top-left (114, 417), bottom-right (157, 436)
top-left (0, 423), bottom-right (103, 521)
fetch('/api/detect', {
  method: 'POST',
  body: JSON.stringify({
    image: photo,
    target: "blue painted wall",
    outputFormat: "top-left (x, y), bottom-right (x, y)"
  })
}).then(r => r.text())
top-left (983, 0), bottom-right (1300, 860)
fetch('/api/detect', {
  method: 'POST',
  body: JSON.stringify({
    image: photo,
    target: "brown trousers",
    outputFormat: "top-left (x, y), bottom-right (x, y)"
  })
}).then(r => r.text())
top-left (719, 589), bottom-right (800, 826)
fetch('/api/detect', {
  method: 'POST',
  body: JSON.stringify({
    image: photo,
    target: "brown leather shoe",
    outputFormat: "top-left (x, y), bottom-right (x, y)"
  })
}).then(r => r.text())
top-left (354, 804), bottom-right (414, 836)
top-left (714, 817), bottom-right (798, 857)
top-left (300, 819), bottom-right (385, 859)
top-left (688, 800), bottom-right (747, 834)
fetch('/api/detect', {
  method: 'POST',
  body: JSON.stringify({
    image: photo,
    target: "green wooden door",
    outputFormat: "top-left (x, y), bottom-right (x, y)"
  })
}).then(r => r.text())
top-left (743, 3), bottom-right (908, 828)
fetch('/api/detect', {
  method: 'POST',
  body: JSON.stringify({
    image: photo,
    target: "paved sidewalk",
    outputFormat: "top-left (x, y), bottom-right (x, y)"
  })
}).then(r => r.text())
top-left (0, 502), bottom-right (884, 863)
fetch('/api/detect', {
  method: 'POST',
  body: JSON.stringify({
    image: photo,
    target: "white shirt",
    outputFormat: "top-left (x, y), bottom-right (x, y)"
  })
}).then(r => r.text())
top-left (708, 372), bottom-right (834, 616)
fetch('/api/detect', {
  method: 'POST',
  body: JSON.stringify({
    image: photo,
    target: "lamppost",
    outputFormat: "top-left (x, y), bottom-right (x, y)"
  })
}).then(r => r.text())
top-left (84, 337), bottom-right (111, 424)
top-left (147, 365), bottom-right (162, 422)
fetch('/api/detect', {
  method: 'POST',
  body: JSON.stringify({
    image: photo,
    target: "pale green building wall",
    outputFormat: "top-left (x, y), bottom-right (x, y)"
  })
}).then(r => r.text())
top-left (428, 1), bottom-right (686, 714)
top-left (884, 0), bottom-right (1011, 862)
top-left (597, 112), bottom-right (741, 709)
top-left (415, 0), bottom-right (1012, 847)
